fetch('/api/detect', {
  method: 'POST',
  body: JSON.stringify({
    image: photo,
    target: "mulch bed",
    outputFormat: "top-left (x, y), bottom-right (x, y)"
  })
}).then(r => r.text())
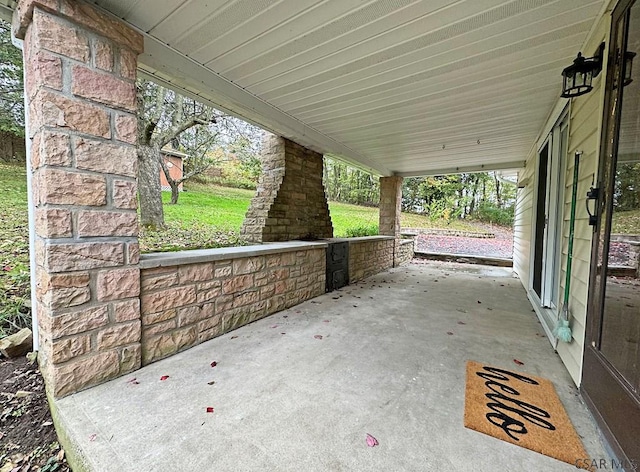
top-left (0, 356), bottom-right (70, 472)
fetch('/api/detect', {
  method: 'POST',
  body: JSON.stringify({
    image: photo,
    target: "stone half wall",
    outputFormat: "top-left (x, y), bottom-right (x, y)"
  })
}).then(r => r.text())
top-left (241, 135), bottom-right (333, 242)
top-left (348, 237), bottom-right (395, 283)
top-left (139, 243), bottom-right (326, 364)
top-left (395, 239), bottom-right (415, 267)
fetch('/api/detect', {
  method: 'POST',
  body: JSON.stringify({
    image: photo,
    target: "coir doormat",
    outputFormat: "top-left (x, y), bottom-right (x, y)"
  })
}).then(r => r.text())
top-left (464, 360), bottom-right (589, 468)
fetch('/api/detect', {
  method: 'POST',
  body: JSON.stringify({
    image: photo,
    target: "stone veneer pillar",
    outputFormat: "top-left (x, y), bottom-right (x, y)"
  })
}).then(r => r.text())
top-left (379, 176), bottom-right (403, 237)
top-left (241, 134), bottom-right (333, 243)
top-left (14, 0), bottom-right (143, 397)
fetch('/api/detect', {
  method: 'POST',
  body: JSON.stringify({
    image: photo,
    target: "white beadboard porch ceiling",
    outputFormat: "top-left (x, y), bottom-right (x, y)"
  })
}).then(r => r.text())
top-left (8, 0), bottom-right (608, 176)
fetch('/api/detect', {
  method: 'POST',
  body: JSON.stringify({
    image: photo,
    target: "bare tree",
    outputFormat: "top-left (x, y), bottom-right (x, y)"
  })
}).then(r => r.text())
top-left (136, 80), bottom-right (217, 228)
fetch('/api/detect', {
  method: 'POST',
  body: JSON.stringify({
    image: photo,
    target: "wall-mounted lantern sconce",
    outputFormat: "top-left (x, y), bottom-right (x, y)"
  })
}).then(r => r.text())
top-left (561, 43), bottom-right (605, 98)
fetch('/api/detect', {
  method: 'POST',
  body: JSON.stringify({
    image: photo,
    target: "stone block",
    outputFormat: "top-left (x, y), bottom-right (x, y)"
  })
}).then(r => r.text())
top-left (74, 137), bottom-right (137, 177)
top-left (44, 242), bottom-right (124, 272)
top-left (232, 256), bottom-right (265, 275)
top-left (112, 179), bottom-right (137, 209)
top-left (97, 320), bottom-right (140, 350)
top-left (127, 243), bottom-right (140, 265)
top-left (96, 267), bottom-right (140, 301)
top-left (143, 318), bottom-right (177, 336)
top-left (215, 295), bottom-right (233, 313)
top-left (30, 131), bottom-right (71, 168)
top-left (197, 315), bottom-right (221, 333)
top-left (141, 271), bottom-right (178, 292)
top-left (119, 48), bottom-right (137, 80)
top-left (178, 263), bottom-right (215, 283)
top-left (25, 50), bottom-right (62, 100)
top-left (31, 9), bottom-right (89, 62)
top-left (35, 208), bottom-right (72, 238)
top-left (30, 90), bottom-right (110, 138)
top-left (51, 334), bottom-right (90, 363)
top-left (196, 280), bottom-right (221, 303)
top-left (119, 343), bottom-right (141, 373)
top-left (53, 350), bottom-right (119, 397)
top-left (214, 263), bottom-right (232, 278)
top-left (112, 299), bottom-right (140, 322)
top-left (233, 290), bottom-right (260, 308)
top-left (114, 114), bottom-right (137, 144)
top-left (141, 286), bottom-right (197, 314)
top-left (0, 328), bottom-right (33, 358)
top-left (77, 210), bottom-right (138, 237)
top-left (45, 285), bottom-right (91, 310)
top-left (222, 274), bottom-right (254, 294)
top-left (48, 305), bottom-right (109, 339)
top-left (93, 39), bottom-right (114, 71)
top-left (37, 271), bottom-right (90, 297)
top-left (72, 65), bottom-right (136, 111)
top-left (59, 0), bottom-right (144, 53)
top-left (142, 309), bottom-right (176, 326)
top-left (177, 303), bottom-right (214, 327)
top-left (35, 168), bottom-right (106, 206)
top-left (142, 326), bottom-right (197, 364)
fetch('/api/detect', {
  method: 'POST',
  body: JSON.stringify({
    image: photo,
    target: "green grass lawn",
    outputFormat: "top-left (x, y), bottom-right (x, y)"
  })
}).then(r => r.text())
top-left (0, 164), bottom-right (31, 336)
top-left (612, 209), bottom-right (640, 234)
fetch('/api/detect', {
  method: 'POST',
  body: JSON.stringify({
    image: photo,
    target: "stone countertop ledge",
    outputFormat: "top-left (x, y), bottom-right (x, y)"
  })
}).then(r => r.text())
top-left (139, 236), bottom-right (396, 269)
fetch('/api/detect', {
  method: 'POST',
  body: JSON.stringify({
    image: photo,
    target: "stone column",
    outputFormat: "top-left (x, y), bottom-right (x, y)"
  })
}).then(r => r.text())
top-left (379, 176), bottom-right (403, 237)
top-left (14, 0), bottom-right (143, 397)
top-left (241, 134), bottom-right (333, 243)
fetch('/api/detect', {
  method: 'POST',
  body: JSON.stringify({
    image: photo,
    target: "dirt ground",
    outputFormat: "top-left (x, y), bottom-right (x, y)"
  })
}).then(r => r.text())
top-left (0, 356), bottom-right (70, 472)
top-left (414, 224), bottom-right (514, 259)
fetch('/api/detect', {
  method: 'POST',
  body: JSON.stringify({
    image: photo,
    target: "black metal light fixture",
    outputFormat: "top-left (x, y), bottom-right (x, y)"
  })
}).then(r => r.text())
top-left (561, 43), bottom-right (605, 98)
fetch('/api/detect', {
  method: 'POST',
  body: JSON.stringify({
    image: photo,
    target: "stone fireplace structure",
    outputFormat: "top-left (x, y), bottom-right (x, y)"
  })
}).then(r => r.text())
top-left (241, 134), bottom-right (333, 243)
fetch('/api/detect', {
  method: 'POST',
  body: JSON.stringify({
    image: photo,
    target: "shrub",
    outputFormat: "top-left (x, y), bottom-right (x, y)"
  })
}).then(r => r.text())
top-left (344, 224), bottom-right (379, 237)
top-left (473, 202), bottom-right (514, 226)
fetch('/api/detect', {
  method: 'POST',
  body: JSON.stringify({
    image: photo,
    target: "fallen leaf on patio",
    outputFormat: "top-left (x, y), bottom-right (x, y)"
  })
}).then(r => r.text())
top-left (160, 375), bottom-right (169, 381)
top-left (456, 309), bottom-right (466, 313)
top-left (206, 407), bottom-right (214, 413)
top-left (447, 331), bottom-right (454, 335)
top-left (477, 300), bottom-right (482, 304)
top-left (513, 359), bottom-right (524, 365)
top-left (353, 305), bottom-right (358, 307)
top-left (366, 433), bottom-right (379, 447)
top-left (323, 320), bottom-right (330, 323)
top-left (126, 377), bottom-right (139, 385)
top-left (434, 280), bottom-right (438, 282)
top-left (283, 315), bottom-right (288, 318)
top-left (89, 433), bottom-right (97, 442)
top-left (314, 335), bottom-right (323, 340)
top-left (211, 361), bottom-right (218, 367)
top-left (271, 325), bottom-right (278, 328)
top-left (457, 321), bottom-right (466, 325)
top-left (207, 381), bottom-right (215, 385)
top-left (295, 310), bottom-right (301, 314)
top-left (281, 332), bottom-right (286, 335)
top-left (230, 336), bottom-right (238, 339)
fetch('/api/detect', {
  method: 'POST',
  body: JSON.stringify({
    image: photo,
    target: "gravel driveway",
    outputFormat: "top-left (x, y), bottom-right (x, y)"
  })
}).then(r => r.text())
top-left (413, 224), bottom-right (514, 259)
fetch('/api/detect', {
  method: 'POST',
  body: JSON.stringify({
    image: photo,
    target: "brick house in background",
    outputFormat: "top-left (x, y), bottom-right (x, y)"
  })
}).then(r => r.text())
top-left (159, 148), bottom-right (185, 192)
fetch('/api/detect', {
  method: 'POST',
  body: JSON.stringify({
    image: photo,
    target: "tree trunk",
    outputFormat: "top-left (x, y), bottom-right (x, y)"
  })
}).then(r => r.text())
top-left (170, 181), bottom-right (179, 204)
top-left (138, 143), bottom-right (165, 229)
top-left (493, 173), bottom-right (503, 208)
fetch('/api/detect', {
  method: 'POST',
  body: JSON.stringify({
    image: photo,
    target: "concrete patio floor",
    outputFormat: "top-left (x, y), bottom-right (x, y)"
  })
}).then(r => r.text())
top-left (54, 261), bottom-right (609, 472)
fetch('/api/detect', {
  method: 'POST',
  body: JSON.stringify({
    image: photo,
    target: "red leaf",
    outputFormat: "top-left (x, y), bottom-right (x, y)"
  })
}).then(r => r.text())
top-left (366, 433), bottom-right (379, 447)
top-left (126, 377), bottom-right (139, 385)
top-left (513, 359), bottom-right (524, 366)
top-left (206, 407), bottom-right (214, 413)
top-left (323, 320), bottom-right (330, 323)
top-left (210, 361), bottom-right (217, 367)
top-left (314, 335), bottom-right (323, 340)
top-left (160, 375), bottom-right (169, 381)
top-left (88, 433), bottom-right (97, 442)
top-left (271, 325), bottom-right (278, 328)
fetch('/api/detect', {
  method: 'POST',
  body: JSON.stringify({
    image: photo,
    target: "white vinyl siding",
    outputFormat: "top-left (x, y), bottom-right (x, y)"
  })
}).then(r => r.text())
top-left (512, 14), bottom-right (610, 386)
